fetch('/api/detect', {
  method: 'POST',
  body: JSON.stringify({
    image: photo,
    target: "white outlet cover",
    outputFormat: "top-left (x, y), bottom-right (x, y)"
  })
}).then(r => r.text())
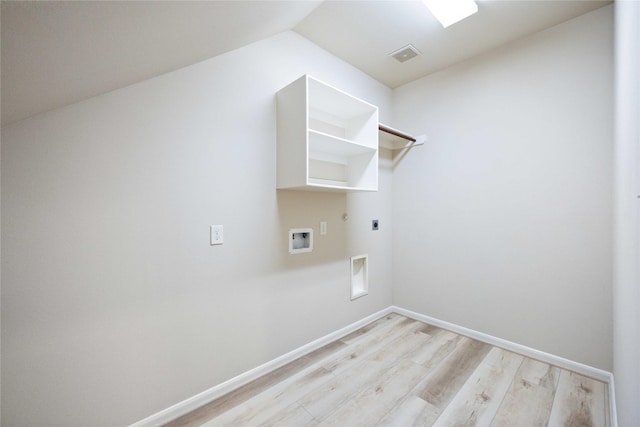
top-left (210, 225), bottom-right (223, 245)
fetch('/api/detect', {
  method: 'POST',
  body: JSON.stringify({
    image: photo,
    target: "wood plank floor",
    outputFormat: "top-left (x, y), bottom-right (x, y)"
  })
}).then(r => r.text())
top-left (165, 314), bottom-right (610, 427)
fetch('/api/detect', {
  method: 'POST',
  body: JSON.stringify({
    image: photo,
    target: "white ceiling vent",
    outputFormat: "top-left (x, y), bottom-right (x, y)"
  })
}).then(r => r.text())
top-left (389, 44), bottom-right (420, 63)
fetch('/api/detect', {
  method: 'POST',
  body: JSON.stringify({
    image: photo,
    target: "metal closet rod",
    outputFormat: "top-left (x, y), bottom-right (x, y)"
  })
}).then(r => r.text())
top-left (378, 123), bottom-right (416, 142)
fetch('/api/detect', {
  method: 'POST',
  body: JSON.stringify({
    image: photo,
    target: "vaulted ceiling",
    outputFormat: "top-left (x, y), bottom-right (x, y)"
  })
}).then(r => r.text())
top-left (1, 0), bottom-right (610, 126)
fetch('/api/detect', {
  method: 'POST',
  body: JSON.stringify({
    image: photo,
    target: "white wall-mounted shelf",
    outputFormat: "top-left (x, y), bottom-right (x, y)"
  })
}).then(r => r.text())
top-left (277, 75), bottom-right (379, 192)
top-left (378, 123), bottom-right (426, 151)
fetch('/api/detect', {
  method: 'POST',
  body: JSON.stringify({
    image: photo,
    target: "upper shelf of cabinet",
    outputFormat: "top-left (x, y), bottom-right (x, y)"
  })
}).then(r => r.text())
top-left (308, 130), bottom-right (376, 161)
top-left (276, 75), bottom-right (379, 192)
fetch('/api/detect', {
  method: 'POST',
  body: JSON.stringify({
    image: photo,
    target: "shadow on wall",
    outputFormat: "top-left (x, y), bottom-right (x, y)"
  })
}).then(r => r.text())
top-left (276, 190), bottom-right (348, 270)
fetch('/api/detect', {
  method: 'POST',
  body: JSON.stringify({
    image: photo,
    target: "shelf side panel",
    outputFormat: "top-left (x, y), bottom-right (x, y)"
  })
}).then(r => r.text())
top-left (276, 76), bottom-right (308, 189)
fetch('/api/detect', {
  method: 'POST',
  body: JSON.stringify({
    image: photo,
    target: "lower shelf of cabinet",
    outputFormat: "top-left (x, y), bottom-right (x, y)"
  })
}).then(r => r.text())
top-left (276, 181), bottom-right (377, 192)
top-left (309, 177), bottom-right (348, 187)
top-left (307, 178), bottom-right (375, 192)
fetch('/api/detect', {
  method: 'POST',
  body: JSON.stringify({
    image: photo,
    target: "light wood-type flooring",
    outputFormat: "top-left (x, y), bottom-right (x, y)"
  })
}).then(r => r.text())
top-left (166, 313), bottom-right (611, 427)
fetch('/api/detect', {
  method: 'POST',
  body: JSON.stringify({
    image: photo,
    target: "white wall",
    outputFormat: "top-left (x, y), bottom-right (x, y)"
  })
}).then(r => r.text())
top-left (2, 6), bottom-right (622, 426)
top-left (613, 0), bottom-right (640, 425)
top-left (1, 31), bottom-right (393, 426)
top-left (392, 6), bottom-right (613, 370)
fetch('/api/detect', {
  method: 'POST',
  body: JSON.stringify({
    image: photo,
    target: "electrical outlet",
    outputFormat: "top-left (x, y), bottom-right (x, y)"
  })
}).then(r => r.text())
top-left (372, 219), bottom-right (379, 231)
top-left (210, 225), bottom-right (223, 245)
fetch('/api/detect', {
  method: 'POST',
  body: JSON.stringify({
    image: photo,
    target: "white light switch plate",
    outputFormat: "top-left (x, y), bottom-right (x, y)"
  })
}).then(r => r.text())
top-left (320, 221), bottom-right (327, 235)
top-left (210, 225), bottom-right (223, 245)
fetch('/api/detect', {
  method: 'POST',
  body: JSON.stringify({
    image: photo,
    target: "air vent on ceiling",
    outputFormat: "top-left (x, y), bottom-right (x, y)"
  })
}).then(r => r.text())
top-left (389, 44), bottom-right (420, 64)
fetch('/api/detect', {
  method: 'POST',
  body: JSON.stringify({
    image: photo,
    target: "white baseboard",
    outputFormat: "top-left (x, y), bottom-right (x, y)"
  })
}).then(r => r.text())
top-left (608, 372), bottom-right (618, 427)
top-left (129, 306), bottom-right (394, 427)
top-left (131, 305), bottom-right (616, 427)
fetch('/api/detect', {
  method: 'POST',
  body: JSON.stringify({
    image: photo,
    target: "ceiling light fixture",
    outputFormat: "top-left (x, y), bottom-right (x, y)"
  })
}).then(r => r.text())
top-left (422, 0), bottom-right (478, 28)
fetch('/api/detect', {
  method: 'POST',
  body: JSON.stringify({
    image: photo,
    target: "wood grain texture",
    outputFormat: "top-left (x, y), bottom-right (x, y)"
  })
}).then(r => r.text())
top-left (491, 358), bottom-right (560, 427)
top-left (163, 314), bottom-right (610, 427)
top-left (416, 337), bottom-right (492, 408)
top-left (317, 359), bottom-right (428, 426)
top-left (432, 347), bottom-right (524, 426)
top-left (547, 371), bottom-right (606, 427)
